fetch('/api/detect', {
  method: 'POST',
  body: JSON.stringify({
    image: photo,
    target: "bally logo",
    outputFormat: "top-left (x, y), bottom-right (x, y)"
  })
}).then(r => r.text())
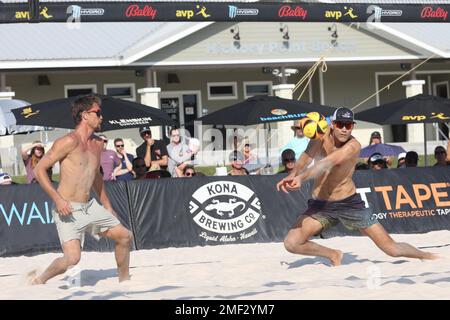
top-left (189, 181), bottom-right (261, 242)
top-left (421, 6), bottom-right (448, 20)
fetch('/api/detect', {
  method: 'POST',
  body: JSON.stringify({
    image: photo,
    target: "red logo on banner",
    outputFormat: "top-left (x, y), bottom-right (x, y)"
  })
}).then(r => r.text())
top-left (125, 5), bottom-right (157, 19)
top-left (278, 5), bottom-right (308, 20)
top-left (421, 6), bottom-right (448, 20)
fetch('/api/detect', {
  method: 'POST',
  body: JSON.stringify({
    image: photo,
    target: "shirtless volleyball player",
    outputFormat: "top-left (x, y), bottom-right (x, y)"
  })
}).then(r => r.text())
top-left (30, 95), bottom-right (132, 284)
top-left (277, 107), bottom-right (437, 266)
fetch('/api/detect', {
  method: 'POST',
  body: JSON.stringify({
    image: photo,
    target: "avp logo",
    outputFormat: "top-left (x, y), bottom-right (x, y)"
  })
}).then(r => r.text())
top-left (189, 181), bottom-right (261, 240)
top-left (176, 5), bottom-right (211, 20)
top-left (15, 6), bottom-right (53, 20)
top-left (325, 6), bottom-right (358, 20)
top-left (20, 107), bottom-right (40, 118)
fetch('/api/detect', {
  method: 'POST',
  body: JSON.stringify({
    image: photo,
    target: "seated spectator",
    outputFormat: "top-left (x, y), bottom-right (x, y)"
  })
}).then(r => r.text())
top-left (355, 162), bottom-right (369, 170)
top-left (397, 152), bottom-right (406, 168)
top-left (135, 126), bottom-right (168, 171)
top-left (132, 157), bottom-right (147, 180)
top-left (0, 172), bottom-right (13, 185)
top-left (434, 146), bottom-right (449, 166)
top-left (182, 165), bottom-right (196, 178)
top-left (243, 142), bottom-right (257, 165)
top-left (405, 151), bottom-right (419, 168)
top-left (278, 149), bottom-right (296, 174)
top-left (228, 151), bottom-right (249, 176)
top-left (98, 134), bottom-right (120, 181)
top-left (21, 140), bottom-right (52, 183)
top-left (367, 152), bottom-right (388, 170)
top-left (113, 138), bottom-right (134, 181)
top-left (366, 131), bottom-right (393, 166)
top-left (167, 128), bottom-right (192, 177)
top-left (281, 119), bottom-right (309, 160)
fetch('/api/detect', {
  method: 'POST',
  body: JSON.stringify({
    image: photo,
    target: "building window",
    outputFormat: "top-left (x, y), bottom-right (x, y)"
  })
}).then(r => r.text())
top-left (243, 81), bottom-right (272, 99)
top-left (104, 83), bottom-right (136, 101)
top-left (207, 82), bottom-right (237, 100)
top-left (64, 84), bottom-right (97, 98)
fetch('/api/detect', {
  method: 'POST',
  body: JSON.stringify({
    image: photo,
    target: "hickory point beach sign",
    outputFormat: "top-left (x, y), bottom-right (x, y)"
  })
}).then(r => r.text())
top-left (189, 181), bottom-right (262, 243)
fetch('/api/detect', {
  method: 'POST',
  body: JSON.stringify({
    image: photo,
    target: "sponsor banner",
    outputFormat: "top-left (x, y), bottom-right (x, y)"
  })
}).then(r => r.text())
top-left (1, 2), bottom-right (450, 23)
top-left (1, 168), bottom-right (449, 256)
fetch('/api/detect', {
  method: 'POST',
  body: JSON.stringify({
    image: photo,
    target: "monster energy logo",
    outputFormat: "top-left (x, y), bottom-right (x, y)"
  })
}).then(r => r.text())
top-left (228, 6), bottom-right (259, 19)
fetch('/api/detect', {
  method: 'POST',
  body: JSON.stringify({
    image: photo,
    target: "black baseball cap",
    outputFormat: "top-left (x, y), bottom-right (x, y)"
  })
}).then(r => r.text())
top-left (139, 126), bottom-right (151, 135)
top-left (371, 131), bottom-right (381, 139)
top-left (332, 107), bottom-right (355, 123)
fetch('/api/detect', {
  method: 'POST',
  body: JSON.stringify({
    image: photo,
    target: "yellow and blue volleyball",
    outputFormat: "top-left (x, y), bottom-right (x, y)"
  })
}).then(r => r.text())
top-left (300, 112), bottom-right (328, 139)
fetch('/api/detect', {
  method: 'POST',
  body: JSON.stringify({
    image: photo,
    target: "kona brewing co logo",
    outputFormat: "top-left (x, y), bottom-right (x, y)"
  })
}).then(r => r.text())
top-left (189, 181), bottom-right (261, 242)
top-left (421, 7), bottom-right (448, 20)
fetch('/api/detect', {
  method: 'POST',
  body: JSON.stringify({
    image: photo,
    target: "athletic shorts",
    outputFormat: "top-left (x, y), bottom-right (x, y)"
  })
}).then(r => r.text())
top-left (302, 193), bottom-right (379, 232)
top-left (52, 198), bottom-right (120, 246)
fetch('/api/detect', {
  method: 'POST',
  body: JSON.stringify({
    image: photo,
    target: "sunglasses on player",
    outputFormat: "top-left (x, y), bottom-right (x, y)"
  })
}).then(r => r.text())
top-left (334, 122), bottom-right (354, 130)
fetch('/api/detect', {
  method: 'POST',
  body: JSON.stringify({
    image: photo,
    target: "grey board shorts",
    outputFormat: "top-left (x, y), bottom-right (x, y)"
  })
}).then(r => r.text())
top-left (52, 198), bottom-right (120, 246)
top-left (302, 193), bottom-right (379, 232)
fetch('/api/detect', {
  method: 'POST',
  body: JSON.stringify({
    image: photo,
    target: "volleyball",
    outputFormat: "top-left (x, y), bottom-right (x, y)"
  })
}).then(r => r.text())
top-left (300, 112), bottom-right (328, 139)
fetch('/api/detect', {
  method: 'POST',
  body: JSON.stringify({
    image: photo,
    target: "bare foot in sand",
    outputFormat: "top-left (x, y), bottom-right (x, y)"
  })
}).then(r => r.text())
top-left (421, 252), bottom-right (440, 260)
top-left (330, 250), bottom-right (343, 266)
top-left (26, 270), bottom-right (44, 285)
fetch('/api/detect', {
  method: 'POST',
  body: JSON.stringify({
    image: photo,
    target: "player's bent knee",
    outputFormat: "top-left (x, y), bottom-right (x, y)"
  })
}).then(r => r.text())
top-left (65, 254), bottom-right (81, 266)
top-left (284, 234), bottom-right (306, 253)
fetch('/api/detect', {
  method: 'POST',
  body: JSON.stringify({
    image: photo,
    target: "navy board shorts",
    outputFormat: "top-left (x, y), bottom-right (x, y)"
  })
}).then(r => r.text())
top-left (302, 193), bottom-right (379, 232)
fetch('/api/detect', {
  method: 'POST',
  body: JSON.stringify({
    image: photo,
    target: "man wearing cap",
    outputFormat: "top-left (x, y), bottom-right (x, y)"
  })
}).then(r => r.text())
top-left (367, 152), bottom-right (388, 170)
top-left (30, 95), bottom-right (132, 284)
top-left (98, 134), bottom-right (121, 181)
top-left (281, 119), bottom-right (310, 160)
top-left (397, 152), bottom-right (407, 168)
top-left (277, 107), bottom-right (436, 266)
top-left (136, 127), bottom-right (168, 171)
top-left (366, 131), bottom-right (393, 167)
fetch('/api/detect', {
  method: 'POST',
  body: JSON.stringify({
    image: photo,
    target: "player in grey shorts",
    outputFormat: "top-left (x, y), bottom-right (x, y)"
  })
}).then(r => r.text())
top-left (29, 95), bottom-right (132, 284)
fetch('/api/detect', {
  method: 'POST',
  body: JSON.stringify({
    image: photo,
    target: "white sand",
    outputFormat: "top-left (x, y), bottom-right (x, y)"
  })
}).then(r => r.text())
top-left (0, 230), bottom-right (449, 300)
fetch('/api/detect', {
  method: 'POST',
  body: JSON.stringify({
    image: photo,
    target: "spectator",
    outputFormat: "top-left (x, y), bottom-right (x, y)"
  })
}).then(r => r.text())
top-left (167, 128), bottom-right (192, 177)
top-left (243, 142), bottom-right (257, 165)
top-left (278, 149), bottom-right (296, 174)
top-left (98, 134), bottom-right (120, 181)
top-left (369, 131), bottom-right (382, 145)
top-left (113, 138), bottom-right (134, 181)
top-left (447, 140), bottom-right (450, 162)
top-left (281, 119), bottom-right (309, 160)
top-left (367, 152), bottom-right (388, 170)
top-left (21, 140), bottom-right (52, 183)
top-left (135, 126), bottom-right (168, 171)
top-left (132, 157), bottom-right (147, 180)
top-left (355, 162), bottom-right (369, 170)
top-left (405, 151), bottom-right (419, 168)
top-left (182, 165), bottom-right (196, 178)
top-left (0, 172), bottom-right (13, 185)
top-left (366, 131), bottom-right (393, 166)
top-left (397, 152), bottom-right (407, 168)
top-left (228, 151), bottom-right (248, 176)
top-left (433, 146), bottom-right (449, 166)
